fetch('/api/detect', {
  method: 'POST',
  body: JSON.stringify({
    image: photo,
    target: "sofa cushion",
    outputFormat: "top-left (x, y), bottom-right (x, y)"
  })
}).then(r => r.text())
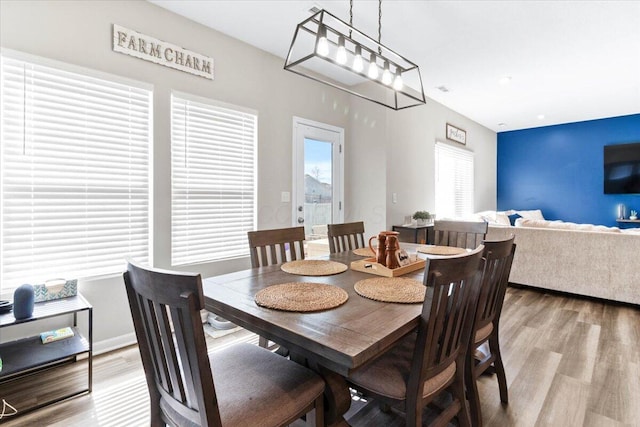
top-left (495, 212), bottom-right (512, 226)
top-left (514, 218), bottom-right (552, 228)
top-left (473, 209), bottom-right (544, 226)
top-left (515, 209), bottom-right (545, 220)
top-left (515, 218), bottom-right (621, 233)
top-left (471, 210), bottom-right (511, 226)
top-left (508, 213), bottom-right (522, 226)
top-left (473, 210), bottom-right (497, 223)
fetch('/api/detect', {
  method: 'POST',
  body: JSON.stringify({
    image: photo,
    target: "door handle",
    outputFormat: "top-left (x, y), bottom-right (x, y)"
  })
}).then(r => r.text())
top-left (297, 217), bottom-right (304, 224)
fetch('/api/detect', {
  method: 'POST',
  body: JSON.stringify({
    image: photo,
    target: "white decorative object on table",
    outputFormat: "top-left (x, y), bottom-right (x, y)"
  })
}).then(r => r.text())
top-left (34, 279), bottom-right (77, 302)
top-left (412, 211), bottom-right (431, 226)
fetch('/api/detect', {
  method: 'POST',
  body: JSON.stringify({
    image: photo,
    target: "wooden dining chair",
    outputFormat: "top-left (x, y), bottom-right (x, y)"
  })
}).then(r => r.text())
top-left (247, 226), bottom-right (306, 267)
top-left (466, 236), bottom-right (516, 427)
top-left (347, 245), bottom-right (485, 426)
top-left (327, 221), bottom-right (366, 253)
top-left (434, 219), bottom-right (488, 249)
top-left (123, 260), bottom-right (324, 427)
top-left (247, 226), bottom-right (306, 348)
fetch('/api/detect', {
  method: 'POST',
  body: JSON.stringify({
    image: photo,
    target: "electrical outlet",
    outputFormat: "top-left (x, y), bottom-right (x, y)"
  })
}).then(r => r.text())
top-left (281, 191), bottom-right (290, 203)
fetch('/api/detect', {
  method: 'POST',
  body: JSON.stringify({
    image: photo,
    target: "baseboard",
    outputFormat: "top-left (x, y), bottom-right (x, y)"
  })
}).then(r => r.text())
top-left (92, 313), bottom-right (214, 356)
top-left (93, 332), bottom-right (137, 356)
top-left (507, 282), bottom-right (639, 308)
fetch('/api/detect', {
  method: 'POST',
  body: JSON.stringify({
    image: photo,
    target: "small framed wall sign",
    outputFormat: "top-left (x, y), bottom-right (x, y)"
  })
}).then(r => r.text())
top-left (446, 123), bottom-right (466, 145)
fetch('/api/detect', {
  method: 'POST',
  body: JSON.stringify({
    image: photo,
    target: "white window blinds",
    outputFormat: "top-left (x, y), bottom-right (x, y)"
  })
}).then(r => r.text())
top-left (435, 141), bottom-right (474, 219)
top-left (171, 92), bottom-right (256, 265)
top-left (0, 52), bottom-right (152, 292)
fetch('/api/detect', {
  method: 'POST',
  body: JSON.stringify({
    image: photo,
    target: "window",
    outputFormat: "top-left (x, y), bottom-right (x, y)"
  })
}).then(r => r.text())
top-left (435, 141), bottom-right (474, 218)
top-left (171, 92), bottom-right (256, 265)
top-left (0, 51), bottom-right (152, 292)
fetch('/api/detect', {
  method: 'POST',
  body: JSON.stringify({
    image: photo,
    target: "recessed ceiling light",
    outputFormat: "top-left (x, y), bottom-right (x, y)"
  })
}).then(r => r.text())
top-left (499, 76), bottom-right (512, 85)
top-left (537, 114), bottom-right (545, 120)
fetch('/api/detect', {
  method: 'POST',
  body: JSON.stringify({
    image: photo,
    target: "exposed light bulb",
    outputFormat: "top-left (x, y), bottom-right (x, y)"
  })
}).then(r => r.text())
top-left (317, 37), bottom-right (329, 57)
top-left (368, 59), bottom-right (379, 79)
top-left (382, 62), bottom-right (392, 85)
top-left (316, 26), bottom-right (329, 57)
top-left (352, 46), bottom-right (364, 73)
top-left (336, 40), bottom-right (347, 65)
top-left (393, 74), bottom-right (403, 91)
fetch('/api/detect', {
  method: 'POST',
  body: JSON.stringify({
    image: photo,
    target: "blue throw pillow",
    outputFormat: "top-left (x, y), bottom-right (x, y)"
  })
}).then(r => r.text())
top-left (508, 213), bottom-right (522, 226)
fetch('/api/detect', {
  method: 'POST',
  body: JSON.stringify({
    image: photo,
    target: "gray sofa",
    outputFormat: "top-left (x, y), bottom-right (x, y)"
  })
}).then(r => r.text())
top-left (486, 221), bottom-right (640, 305)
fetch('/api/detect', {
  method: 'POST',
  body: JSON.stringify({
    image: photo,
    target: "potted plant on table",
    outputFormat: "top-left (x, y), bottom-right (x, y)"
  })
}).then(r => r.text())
top-left (413, 211), bottom-right (431, 226)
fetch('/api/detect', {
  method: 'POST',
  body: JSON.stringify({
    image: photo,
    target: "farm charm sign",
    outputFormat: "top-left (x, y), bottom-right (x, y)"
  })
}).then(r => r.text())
top-left (112, 24), bottom-right (214, 80)
top-left (446, 123), bottom-right (466, 145)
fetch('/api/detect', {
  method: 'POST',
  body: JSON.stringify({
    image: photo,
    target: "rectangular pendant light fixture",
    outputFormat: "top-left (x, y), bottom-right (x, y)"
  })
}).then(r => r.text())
top-left (284, 9), bottom-right (426, 110)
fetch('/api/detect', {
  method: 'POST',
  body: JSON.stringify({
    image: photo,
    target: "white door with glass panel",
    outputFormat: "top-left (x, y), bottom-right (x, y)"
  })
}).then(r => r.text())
top-left (292, 117), bottom-right (344, 249)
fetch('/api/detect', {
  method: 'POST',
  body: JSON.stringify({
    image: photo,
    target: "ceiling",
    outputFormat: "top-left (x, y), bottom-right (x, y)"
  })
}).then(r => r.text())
top-left (149, 0), bottom-right (640, 132)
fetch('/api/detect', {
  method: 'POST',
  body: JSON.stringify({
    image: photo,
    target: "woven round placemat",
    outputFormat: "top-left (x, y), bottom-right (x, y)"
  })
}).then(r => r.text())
top-left (281, 260), bottom-right (348, 276)
top-left (416, 245), bottom-right (468, 256)
top-left (255, 282), bottom-right (349, 312)
top-left (354, 277), bottom-right (425, 304)
top-left (353, 247), bottom-right (375, 257)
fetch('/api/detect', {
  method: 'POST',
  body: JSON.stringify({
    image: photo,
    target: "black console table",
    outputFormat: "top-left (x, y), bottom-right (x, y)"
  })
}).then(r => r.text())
top-left (616, 219), bottom-right (640, 227)
top-left (392, 224), bottom-right (434, 244)
top-left (0, 294), bottom-right (92, 420)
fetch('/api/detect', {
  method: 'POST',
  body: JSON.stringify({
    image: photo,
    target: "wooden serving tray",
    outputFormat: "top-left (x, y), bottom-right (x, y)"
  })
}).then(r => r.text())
top-left (350, 257), bottom-right (426, 278)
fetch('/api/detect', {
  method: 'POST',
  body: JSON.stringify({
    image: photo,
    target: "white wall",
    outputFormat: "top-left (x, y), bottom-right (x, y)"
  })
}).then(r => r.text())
top-left (0, 0), bottom-right (496, 351)
top-left (386, 103), bottom-right (497, 226)
top-left (345, 95), bottom-right (388, 232)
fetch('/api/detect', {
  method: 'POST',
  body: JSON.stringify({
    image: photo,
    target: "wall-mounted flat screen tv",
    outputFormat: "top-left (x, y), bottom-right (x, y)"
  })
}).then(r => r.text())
top-left (604, 142), bottom-right (640, 194)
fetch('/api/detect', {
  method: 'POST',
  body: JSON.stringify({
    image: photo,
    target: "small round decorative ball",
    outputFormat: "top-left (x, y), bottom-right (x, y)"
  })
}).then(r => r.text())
top-left (13, 284), bottom-right (35, 320)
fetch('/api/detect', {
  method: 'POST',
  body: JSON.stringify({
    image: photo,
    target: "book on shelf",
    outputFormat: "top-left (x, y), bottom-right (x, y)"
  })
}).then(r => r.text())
top-left (40, 327), bottom-right (74, 344)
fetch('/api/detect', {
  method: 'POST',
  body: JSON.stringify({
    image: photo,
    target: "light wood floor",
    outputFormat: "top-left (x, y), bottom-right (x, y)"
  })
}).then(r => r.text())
top-left (2, 286), bottom-right (638, 426)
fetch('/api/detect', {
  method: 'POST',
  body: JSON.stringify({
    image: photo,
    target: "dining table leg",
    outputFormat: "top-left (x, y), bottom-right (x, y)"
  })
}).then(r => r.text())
top-left (290, 353), bottom-right (352, 426)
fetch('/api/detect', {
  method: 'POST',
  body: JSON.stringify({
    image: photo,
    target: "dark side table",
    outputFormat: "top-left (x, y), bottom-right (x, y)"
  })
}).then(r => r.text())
top-left (392, 224), bottom-right (434, 244)
top-left (0, 293), bottom-right (92, 418)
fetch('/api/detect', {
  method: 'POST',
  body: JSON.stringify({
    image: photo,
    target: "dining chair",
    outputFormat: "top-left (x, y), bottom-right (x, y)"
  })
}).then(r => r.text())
top-left (347, 245), bottom-right (485, 426)
top-left (247, 226), bottom-right (306, 348)
top-left (123, 260), bottom-right (324, 427)
top-left (433, 219), bottom-right (488, 249)
top-left (247, 226), bottom-right (306, 267)
top-left (327, 221), bottom-right (366, 254)
top-left (466, 236), bottom-right (516, 427)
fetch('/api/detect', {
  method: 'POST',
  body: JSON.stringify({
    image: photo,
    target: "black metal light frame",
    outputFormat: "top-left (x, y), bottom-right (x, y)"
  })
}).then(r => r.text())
top-left (284, 9), bottom-right (426, 111)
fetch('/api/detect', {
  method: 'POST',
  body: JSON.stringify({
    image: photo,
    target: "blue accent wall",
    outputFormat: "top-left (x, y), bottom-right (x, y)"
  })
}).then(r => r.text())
top-left (497, 114), bottom-right (640, 227)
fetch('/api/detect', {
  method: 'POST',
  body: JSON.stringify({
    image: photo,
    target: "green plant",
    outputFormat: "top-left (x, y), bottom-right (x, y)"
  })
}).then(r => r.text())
top-left (412, 211), bottom-right (431, 220)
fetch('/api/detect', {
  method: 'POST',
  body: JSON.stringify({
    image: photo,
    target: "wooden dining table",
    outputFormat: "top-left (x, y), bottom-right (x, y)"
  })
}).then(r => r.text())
top-left (202, 245), bottom-right (429, 426)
